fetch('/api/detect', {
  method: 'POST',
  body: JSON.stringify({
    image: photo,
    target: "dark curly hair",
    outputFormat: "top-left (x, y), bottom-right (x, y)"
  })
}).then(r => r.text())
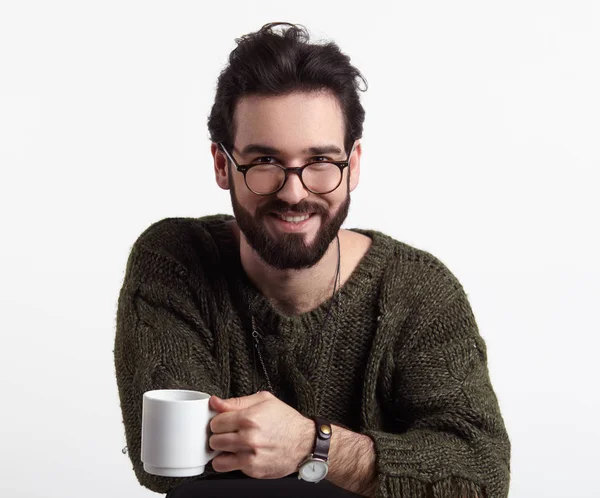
top-left (208, 22), bottom-right (367, 154)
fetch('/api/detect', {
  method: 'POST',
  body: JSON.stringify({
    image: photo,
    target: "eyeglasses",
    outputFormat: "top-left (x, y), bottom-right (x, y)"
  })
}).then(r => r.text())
top-left (219, 143), bottom-right (352, 196)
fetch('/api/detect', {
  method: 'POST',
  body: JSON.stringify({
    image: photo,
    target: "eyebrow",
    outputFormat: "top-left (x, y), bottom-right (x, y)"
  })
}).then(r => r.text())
top-left (240, 143), bottom-right (344, 156)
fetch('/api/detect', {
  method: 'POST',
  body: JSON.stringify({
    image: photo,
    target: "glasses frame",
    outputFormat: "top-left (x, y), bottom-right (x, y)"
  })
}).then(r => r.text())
top-left (219, 142), bottom-right (352, 196)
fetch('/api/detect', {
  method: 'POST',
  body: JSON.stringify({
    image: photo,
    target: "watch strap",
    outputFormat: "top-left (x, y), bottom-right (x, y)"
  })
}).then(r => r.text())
top-left (312, 416), bottom-right (332, 461)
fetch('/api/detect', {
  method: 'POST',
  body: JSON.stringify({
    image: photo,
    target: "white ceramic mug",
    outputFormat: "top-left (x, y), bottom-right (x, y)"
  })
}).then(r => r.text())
top-left (141, 389), bottom-right (220, 477)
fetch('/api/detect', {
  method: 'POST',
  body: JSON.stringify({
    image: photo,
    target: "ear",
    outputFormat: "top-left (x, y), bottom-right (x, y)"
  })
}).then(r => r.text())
top-left (348, 140), bottom-right (362, 192)
top-left (211, 142), bottom-right (230, 190)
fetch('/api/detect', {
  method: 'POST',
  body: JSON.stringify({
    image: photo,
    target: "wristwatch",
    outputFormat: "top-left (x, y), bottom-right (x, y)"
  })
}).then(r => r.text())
top-left (297, 416), bottom-right (332, 483)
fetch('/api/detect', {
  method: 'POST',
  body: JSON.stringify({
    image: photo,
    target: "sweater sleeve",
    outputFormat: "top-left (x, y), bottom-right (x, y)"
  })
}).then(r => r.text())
top-left (365, 287), bottom-right (511, 498)
top-left (114, 243), bottom-right (228, 494)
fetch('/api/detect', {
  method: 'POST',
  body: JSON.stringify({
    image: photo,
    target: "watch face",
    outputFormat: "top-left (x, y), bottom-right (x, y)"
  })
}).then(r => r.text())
top-left (300, 460), bottom-right (328, 482)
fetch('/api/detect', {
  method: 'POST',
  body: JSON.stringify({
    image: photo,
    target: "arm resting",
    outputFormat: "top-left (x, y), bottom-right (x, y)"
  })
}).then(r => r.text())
top-left (364, 288), bottom-right (511, 497)
top-left (114, 244), bottom-right (227, 493)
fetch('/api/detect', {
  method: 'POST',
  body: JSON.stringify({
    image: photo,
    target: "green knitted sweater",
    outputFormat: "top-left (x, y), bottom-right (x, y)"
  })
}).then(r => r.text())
top-left (114, 214), bottom-right (510, 497)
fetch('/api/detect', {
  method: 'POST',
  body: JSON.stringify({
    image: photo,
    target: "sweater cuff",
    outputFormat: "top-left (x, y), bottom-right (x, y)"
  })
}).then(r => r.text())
top-left (365, 430), bottom-right (487, 498)
top-left (376, 474), bottom-right (483, 498)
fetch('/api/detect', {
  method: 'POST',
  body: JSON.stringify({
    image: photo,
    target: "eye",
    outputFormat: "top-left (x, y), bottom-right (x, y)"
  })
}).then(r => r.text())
top-left (252, 156), bottom-right (277, 164)
top-left (311, 156), bottom-right (331, 162)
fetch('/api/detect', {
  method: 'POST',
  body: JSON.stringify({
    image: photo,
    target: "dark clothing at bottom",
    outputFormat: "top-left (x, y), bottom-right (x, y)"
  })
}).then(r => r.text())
top-left (165, 472), bottom-right (364, 498)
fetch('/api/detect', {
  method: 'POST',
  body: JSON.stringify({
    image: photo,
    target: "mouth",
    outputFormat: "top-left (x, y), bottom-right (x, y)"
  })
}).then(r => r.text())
top-left (267, 212), bottom-right (317, 232)
top-left (273, 212), bottom-right (312, 223)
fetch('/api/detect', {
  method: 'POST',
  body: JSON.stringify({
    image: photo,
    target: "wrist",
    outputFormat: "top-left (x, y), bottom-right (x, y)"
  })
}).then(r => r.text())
top-left (297, 417), bottom-right (333, 483)
top-left (296, 416), bottom-right (316, 466)
top-left (326, 425), bottom-right (378, 496)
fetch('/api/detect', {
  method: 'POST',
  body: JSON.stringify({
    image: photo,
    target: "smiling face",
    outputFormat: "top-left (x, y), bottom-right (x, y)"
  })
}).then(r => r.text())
top-left (213, 90), bottom-right (361, 269)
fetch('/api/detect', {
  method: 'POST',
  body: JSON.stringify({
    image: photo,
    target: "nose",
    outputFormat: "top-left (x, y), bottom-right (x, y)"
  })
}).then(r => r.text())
top-left (275, 170), bottom-right (310, 205)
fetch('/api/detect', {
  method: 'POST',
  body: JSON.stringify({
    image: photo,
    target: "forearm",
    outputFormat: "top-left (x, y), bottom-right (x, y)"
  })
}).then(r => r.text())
top-left (326, 424), bottom-right (378, 497)
top-left (115, 244), bottom-right (226, 491)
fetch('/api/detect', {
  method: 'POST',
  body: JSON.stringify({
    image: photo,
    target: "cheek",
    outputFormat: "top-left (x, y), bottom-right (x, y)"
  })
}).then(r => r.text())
top-left (232, 184), bottom-right (261, 215)
top-left (323, 192), bottom-right (347, 213)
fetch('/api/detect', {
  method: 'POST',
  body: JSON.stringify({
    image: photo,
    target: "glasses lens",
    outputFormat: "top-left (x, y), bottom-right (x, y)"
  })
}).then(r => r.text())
top-left (303, 163), bottom-right (342, 193)
top-left (246, 164), bottom-right (285, 194)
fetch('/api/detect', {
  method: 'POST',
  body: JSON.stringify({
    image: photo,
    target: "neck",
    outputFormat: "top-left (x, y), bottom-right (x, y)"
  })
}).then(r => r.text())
top-left (228, 221), bottom-right (341, 315)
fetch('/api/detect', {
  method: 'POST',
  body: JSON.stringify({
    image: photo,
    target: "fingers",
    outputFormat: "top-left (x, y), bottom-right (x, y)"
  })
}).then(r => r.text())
top-left (210, 410), bottom-right (241, 434)
top-left (210, 391), bottom-right (272, 413)
top-left (209, 432), bottom-right (249, 453)
top-left (212, 450), bottom-right (271, 479)
top-left (209, 393), bottom-right (271, 433)
top-left (211, 451), bottom-right (246, 473)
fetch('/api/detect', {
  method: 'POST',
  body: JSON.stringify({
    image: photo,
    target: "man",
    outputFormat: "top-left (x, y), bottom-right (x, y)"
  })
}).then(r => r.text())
top-left (114, 22), bottom-right (510, 498)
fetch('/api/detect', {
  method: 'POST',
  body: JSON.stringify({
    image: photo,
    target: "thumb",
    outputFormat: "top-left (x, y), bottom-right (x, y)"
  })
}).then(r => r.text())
top-left (209, 395), bottom-right (229, 412)
top-left (210, 392), bottom-right (269, 412)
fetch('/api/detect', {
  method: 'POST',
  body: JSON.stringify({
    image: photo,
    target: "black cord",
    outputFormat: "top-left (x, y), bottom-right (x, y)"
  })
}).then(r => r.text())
top-left (250, 234), bottom-right (342, 394)
top-left (314, 234), bottom-right (342, 414)
top-left (319, 234), bottom-right (342, 331)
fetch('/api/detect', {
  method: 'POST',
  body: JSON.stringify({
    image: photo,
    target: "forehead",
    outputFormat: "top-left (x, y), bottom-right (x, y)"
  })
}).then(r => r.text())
top-left (232, 91), bottom-right (345, 153)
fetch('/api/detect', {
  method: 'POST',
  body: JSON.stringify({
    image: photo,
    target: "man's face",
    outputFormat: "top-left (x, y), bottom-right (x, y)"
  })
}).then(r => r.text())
top-left (222, 91), bottom-right (359, 270)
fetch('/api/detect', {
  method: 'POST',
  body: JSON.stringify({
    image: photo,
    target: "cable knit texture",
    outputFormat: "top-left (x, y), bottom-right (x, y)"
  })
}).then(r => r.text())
top-left (114, 215), bottom-right (510, 497)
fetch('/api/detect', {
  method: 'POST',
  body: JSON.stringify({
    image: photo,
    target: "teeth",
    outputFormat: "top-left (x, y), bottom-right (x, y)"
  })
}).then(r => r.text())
top-left (277, 213), bottom-right (310, 223)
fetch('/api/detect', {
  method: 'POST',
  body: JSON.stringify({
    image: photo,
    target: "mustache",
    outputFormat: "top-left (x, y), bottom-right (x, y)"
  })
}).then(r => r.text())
top-left (256, 199), bottom-right (328, 216)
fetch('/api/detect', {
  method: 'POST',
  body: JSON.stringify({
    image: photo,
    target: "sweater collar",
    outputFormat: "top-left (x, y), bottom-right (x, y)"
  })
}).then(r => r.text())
top-left (204, 214), bottom-right (395, 333)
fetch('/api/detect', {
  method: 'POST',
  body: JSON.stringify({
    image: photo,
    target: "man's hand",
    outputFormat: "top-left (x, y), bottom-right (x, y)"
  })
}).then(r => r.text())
top-left (208, 391), bottom-right (314, 479)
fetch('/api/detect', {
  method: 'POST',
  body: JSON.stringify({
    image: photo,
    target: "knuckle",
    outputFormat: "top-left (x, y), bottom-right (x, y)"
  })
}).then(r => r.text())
top-left (241, 413), bottom-right (260, 429)
top-left (241, 430), bottom-right (261, 450)
top-left (247, 433), bottom-right (262, 449)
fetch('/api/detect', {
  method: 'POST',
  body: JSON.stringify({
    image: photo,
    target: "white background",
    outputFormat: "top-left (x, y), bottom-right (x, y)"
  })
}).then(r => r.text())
top-left (0, 1), bottom-right (598, 497)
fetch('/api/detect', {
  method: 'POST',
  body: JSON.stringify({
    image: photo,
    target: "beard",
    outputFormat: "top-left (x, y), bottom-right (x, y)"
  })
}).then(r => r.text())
top-left (230, 184), bottom-right (350, 270)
